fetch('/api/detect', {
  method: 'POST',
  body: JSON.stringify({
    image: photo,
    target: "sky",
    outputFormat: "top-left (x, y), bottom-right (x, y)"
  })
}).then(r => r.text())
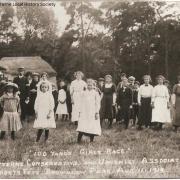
top-left (51, 1), bottom-right (180, 36)
top-left (11, 1), bottom-right (180, 37)
top-left (50, 1), bottom-right (102, 35)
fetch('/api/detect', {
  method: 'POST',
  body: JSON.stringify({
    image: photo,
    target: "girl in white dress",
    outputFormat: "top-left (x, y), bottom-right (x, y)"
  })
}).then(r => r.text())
top-left (56, 81), bottom-right (68, 121)
top-left (70, 71), bottom-right (87, 124)
top-left (37, 72), bottom-right (52, 95)
top-left (33, 81), bottom-right (56, 142)
top-left (151, 75), bottom-right (171, 130)
top-left (77, 79), bottom-right (101, 143)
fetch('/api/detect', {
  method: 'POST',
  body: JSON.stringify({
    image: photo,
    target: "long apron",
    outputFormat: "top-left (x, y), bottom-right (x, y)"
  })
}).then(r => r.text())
top-left (71, 92), bottom-right (81, 122)
top-left (152, 97), bottom-right (171, 123)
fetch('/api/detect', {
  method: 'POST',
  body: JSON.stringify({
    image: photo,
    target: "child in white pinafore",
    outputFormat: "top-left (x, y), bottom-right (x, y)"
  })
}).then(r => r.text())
top-left (33, 81), bottom-right (56, 142)
top-left (77, 79), bottom-right (101, 143)
top-left (70, 71), bottom-right (87, 124)
top-left (56, 81), bottom-right (68, 121)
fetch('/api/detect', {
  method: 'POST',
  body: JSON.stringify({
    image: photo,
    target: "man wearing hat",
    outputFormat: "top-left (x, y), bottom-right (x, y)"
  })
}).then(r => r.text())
top-left (97, 78), bottom-right (104, 94)
top-left (128, 76), bottom-right (135, 89)
top-left (116, 73), bottom-right (127, 92)
top-left (13, 67), bottom-right (27, 121)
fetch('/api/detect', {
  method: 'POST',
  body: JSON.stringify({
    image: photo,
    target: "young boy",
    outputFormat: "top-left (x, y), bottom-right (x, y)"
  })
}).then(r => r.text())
top-left (132, 81), bottom-right (140, 127)
top-left (116, 77), bottom-right (133, 129)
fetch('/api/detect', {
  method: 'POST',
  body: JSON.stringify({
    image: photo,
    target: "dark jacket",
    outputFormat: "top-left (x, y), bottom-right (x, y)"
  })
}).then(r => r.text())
top-left (116, 86), bottom-right (133, 108)
top-left (13, 76), bottom-right (27, 99)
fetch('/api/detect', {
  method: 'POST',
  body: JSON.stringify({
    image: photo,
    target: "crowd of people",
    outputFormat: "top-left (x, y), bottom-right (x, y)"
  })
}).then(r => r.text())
top-left (0, 67), bottom-right (179, 143)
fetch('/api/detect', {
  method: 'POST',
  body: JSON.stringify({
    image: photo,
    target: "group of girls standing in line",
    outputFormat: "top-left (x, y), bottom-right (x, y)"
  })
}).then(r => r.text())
top-left (70, 72), bottom-right (180, 143)
top-left (0, 68), bottom-right (180, 143)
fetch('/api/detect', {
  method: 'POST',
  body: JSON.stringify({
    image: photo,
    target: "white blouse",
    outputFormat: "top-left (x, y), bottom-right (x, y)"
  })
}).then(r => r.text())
top-left (138, 84), bottom-right (153, 104)
top-left (70, 79), bottom-right (87, 95)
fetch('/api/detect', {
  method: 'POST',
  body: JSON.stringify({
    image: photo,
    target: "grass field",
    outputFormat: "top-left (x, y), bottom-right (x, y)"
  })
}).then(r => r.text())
top-left (0, 118), bottom-right (180, 179)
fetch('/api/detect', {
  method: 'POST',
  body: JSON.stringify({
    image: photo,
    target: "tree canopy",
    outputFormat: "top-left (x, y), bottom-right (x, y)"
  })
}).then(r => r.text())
top-left (1, 1), bottom-right (180, 83)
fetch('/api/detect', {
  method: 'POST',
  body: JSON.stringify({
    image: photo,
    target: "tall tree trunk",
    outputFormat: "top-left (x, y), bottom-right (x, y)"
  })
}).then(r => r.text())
top-left (165, 30), bottom-right (169, 78)
top-left (80, 1), bottom-right (85, 73)
top-left (148, 63), bottom-right (151, 75)
top-left (113, 34), bottom-right (119, 81)
top-left (131, 33), bottom-right (134, 75)
top-left (147, 31), bottom-right (151, 75)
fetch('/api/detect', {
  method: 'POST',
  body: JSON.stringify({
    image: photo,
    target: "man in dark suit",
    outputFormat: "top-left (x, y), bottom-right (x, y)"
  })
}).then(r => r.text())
top-left (116, 77), bottom-right (133, 129)
top-left (116, 73), bottom-right (127, 92)
top-left (13, 67), bottom-right (27, 121)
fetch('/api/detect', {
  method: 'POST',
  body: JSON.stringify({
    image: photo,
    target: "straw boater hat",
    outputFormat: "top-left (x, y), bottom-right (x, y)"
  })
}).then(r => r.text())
top-left (98, 78), bottom-right (104, 82)
top-left (18, 67), bottom-right (25, 71)
top-left (32, 72), bottom-right (40, 77)
top-left (105, 74), bottom-right (112, 80)
top-left (5, 82), bottom-right (19, 91)
top-left (156, 75), bottom-right (165, 81)
top-left (128, 76), bottom-right (135, 81)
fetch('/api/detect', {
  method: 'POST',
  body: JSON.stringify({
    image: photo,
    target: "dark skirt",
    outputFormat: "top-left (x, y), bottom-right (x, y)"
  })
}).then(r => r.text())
top-left (66, 92), bottom-right (72, 114)
top-left (28, 94), bottom-right (37, 116)
top-left (138, 97), bottom-right (152, 127)
top-left (100, 94), bottom-right (113, 119)
top-left (173, 95), bottom-right (180, 126)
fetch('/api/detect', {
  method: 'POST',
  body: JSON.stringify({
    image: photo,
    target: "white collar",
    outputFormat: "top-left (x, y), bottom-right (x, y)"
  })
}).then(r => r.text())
top-left (105, 83), bottom-right (112, 88)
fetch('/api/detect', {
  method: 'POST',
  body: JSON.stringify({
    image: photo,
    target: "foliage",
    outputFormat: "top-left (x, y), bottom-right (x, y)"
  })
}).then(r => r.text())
top-left (1, 2), bottom-right (180, 83)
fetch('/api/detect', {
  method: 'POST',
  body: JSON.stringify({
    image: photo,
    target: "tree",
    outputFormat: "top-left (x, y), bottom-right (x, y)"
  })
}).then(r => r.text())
top-left (16, 6), bottom-right (58, 57)
top-left (62, 1), bottom-right (103, 72)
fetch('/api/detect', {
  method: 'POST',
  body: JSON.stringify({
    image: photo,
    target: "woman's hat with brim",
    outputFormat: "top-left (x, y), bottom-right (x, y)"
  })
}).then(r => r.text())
top-left (5, 82), bottom-right (19, 91)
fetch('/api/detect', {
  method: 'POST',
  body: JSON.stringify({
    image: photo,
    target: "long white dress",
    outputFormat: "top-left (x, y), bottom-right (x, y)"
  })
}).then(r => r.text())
top-left (70, 79), bottom-right (87, 122)
top-left (76, 89), bottom-right (101, 136)
top-left (56, 89), bottom-right (68, 115)
top-left (33, 91), bottom-right (56, 129)
top-left (151, 85), bottom-right (171, 123)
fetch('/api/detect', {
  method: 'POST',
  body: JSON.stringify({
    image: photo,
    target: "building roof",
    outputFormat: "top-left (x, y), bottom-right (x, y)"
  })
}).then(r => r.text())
top-left (0, 56), bottom-right (56, 76)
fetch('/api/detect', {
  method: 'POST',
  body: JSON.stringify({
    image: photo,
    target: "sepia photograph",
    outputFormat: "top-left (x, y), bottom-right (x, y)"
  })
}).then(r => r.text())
top-left (0, 0), bottom-right (180, 179)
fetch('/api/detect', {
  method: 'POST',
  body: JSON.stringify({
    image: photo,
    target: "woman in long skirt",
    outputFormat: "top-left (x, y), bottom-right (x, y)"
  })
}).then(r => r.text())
top-left (77, 79), bottom-right (101, 143)
top-left (151, 75), bottom-right (171, 130)
top-left (137, 75), bottom-right (153, 130)
top-left (100, 75), bottom-right (116, 128)
top-left (172, 75), bottom-right (180, 132)
top-left (70, 71), bottom-right (87, 124)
